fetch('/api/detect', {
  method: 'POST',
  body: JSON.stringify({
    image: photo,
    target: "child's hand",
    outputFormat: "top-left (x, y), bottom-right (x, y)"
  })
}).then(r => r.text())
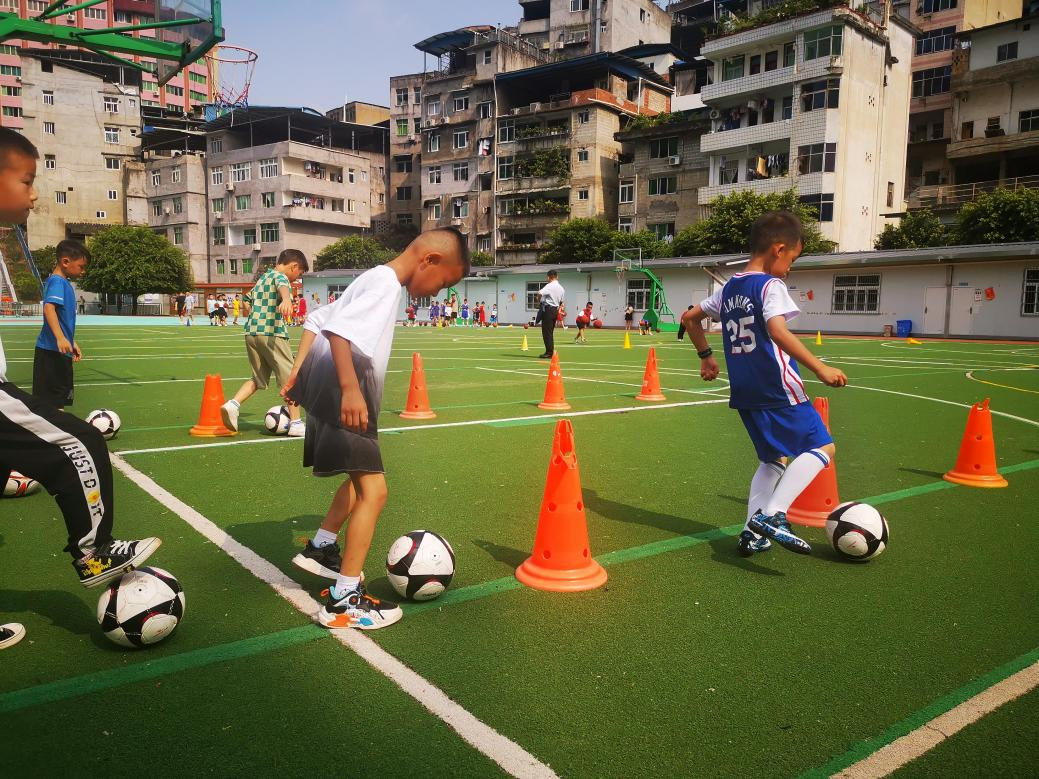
top-left (816, 365), bottom-right (847, 387)
top-left (72, 341), bottom-right (82, 362)
top-left (56, 335), bottom-right (73, 357)
top-left (340, 387), bottom-right (368, 432)
top-left (280, 371), bottom-right (298, 406)
top-left (700, 355), bottom-right (719, 381)
top-left (277, 299), bottom-right (293, 319)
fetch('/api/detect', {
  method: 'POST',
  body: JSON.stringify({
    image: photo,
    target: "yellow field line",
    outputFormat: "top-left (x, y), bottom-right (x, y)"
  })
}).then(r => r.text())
top-left (965, 370), bottom-right (1039, 395)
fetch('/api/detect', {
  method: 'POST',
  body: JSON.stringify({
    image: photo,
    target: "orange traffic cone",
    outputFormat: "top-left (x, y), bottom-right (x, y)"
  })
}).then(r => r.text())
top-left (516, 420), bottom-right (607, 592)
top-left (538, 353), bottom-right (571, 410)
top-left (400, 352), bottom-right (437, 420)
top-left (635, 347), bottom-right (667, 402)
top-left (190, 374), bottom-right (236, 437)
top-left (943, 398), bottom-right (1008, 488)
top-left (787, 396), bottom-right (840, 527)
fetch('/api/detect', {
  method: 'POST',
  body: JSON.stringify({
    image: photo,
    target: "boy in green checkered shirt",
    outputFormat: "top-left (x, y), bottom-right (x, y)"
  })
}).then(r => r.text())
top-left (221, 249), bottom-right (309, 436)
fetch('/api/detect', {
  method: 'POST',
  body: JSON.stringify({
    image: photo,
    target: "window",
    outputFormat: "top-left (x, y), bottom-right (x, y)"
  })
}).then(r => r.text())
top-left (0, 65), bottom-right (21, 76)
top-left (243, 227), bottom-right (257, 244)
top-left (261, 192), bottom-right (275, 208)
top-left (261, 223), bottom-right (280, 242)
top-left (44, 121), bottom-right (55, 134)
top-left (173, 226), bottom-right (184, 245)
top-left (151, 170), bottom-right (161, 187)
top-left (216, 259), bottom-right (225, 275)
top-left (483, 49), bottom-right (492, 65)
top-left (526, 281), bottom-right (544, 310)
top-left (578, 188), bottom-right (589, 201)
top-left (171, 166), bottom-right (182, 184)
top-left (259, 158), bottom-right (278, 178)
top-left (453, 198), bottom-right (469, 218)
top-left (166, 84), bottom-right (184, 97)
top-left (453, 162), bottom-right (469, 181)
top-left (103, 96), bottom-right (119, 113)
top-left (649, 138), bottom-right (678, 158)
top-left (428, 133), bottom-right (440, 152)
top-left (627, 278), bottom-right (652, 310)
top-left (396, 186), bottom-right (413, 201)
top-left (477, 236), bottom-right (491, 253)
top-left (499, 120), bottom-right (515, 143)
top-left (346, 199), bottom-right (355, 213)
top-left (800, 193), bottom-right (835, 222)
top-left (427, 165), bottom-right (441, 184)
top-left (413, 87), bottom-right (421, 104)
top-left (104, 126), bottom-right (120, 144)
top-left (920, 0), bottom-right (957, 12)
top-left (722, 56), bottom-right (744, 81)
top-left (719, 159), bottom-right (739, 185)
top-left (240, 258), bottom-right (253, 275)
top-left (190, 71), bottom-right (207, 85)
top-left (211, 167), bottom-right (224, 186)
top-left (45, 155), bottom-right (56, 170)
top-left (577, 149), bottom-right (589, 162)
top-left (619, 180), bottom-right (634, 203)
top-left (912, 67), bottom-right (951, 98)
top-left (887, 181), bottom-right (895, 208)
top-left (997, 42), bottom-right (1018, 63)
top-left (395, 156), bottom-right (413, 173)
top-left (618, 216), bottom-right (634, 233)
top-left (414, 118), bottom-right (422, 134)
top-left (213, 226), bottom-right (226, 245)
top-left (804, 26), bottom-right (842, 60)
top-left (1020, 110), bottom-right (1039, 133)
top-left (231, 162), bottom-right (251, 182)
top-left (570, 0), bottom-right (590, 10)
top-left (961, 120), bottom-right (974, 140)
top-left (648, 222), bottom-right (675, 240)
top-left (749, 54), bottom-right (761, 75)
top-left (915, 26), bottom-right (955, 56)
top-left (346, 168), bottom-right (355, 184)
top-left (152, 200), bottom-right (163, 217)
top-left (1022, 269), bottom-right (1039, 315)
top-left (577, 109), bottom-right (590, 124)
top-left (235, 194), bottom-right (251, 211)
top-left (396, 119), bottom-right (409, 137)
top-left (428, 202), bottom-right (442, 220)
top-left (427, 98), bottom-right (441, 117)
top-left (397, 214), bottom-right (414, 226)
top-left (801, 78), bottom-right (840, 112)
top-left (797, 142), bottom-right (837, 174)
top-left (1, 106), bottom-right (21, 118)
top-left (108, 190), bottom-right (118, 201)
top-left (498, 155), bottom-right (514, 179)
top-left (43, 90), bottom-right (54, 105)
top-left (396, 87), bottom-right (408, 106)
top-left (453, 130), bottom-right (469, 149)
top-left (212, 197), bottom-right (225, 213)
top-left (230, 258), bottom-right (238, 275)
top-left (832, 273), bottom-right (880, 314)
top-left (55, 191), bottom-right (67, 205)
top-left (782, 96), bottom-right (793, 120)
top-left (478, 101), bottom-right (493, 119)
top-left (104, 157), bottom-right (120, 170)
top-left (648, 176), bottom-right (677, 196)
top-left (453, 95), bottom-right (470, 113)
top-left (84, 5), bottom-right (106, 19)
top-left (1, 86), bottom-right (21, 97)
top-left (764, 50), bottom-right (779, 71)
top-left (172, 196), bottom-right (183, 214)
top-left (210, 138), bottom-right (223, 153)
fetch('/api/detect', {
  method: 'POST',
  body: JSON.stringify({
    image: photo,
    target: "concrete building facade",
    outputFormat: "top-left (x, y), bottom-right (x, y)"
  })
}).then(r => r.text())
top-left (388, 72), bottom-right (427, 231)
top-left (145, 151), bottom-right (208, 284)
top-left (516, 0), bottom-right (672, 57)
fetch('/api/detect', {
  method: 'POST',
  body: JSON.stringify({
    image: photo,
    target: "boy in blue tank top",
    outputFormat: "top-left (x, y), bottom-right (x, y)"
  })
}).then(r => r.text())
top-left (681, 211), bottom-right (847, 556)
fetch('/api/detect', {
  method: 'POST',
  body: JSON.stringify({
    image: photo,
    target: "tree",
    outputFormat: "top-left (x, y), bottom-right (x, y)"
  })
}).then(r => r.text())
top-left (540, 218), bottom-right (620, 264)
top-left (470, 250), bottom-right (494, 267)
top-left (13, 270), bottom-right (41, 302)
top-left (614, 230), bottom-right (671, 261)
top-left (671, 189), bottom-right (833, 257)
top-left (953, 188), bottom-right (1039, 245)
top-left (80, 226), bottom-right (192, 314)
top-left (874, 208), bottom-right (948, 249)
top-left (315, 235), bottom-right (394, 271)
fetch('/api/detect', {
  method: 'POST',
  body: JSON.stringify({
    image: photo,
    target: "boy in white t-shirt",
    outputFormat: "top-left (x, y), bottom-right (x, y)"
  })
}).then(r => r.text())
top-left (282, 228), bottom-right (469, 630)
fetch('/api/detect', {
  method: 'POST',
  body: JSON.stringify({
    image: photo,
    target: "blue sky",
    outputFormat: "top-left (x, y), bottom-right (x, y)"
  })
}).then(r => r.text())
top-left (221, 0), bottom-right (524, 112)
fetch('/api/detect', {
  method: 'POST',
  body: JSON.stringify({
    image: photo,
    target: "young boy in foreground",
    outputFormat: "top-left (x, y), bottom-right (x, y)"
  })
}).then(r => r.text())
top-left (33, 239), bottom-right (89, 410)
top-left (681, 211), bottom-right (847, 557)
top-left (283, 228), bottom-right (469, 629)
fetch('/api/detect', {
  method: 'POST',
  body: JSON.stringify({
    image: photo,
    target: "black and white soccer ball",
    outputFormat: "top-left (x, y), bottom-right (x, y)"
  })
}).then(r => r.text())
top-left (825, 502), bottom-right (889, 562)
top-left (386, 530), bottom-right (455, 601)
top-left (97, 566), bottom-right (185, 648)
top-left (3, 472), bottom-right (42, 498)
top-left (264, 405), bottom-right (291, 435)
top-left (86, 409), bottom-right (121, 440)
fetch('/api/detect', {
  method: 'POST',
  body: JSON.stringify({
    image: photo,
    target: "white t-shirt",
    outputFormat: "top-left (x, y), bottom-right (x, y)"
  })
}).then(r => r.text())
top-left (539, 279), bottom-right (565, 308)
top-left (206, 298), bottom-right (216, 313)
top-left (185, 294), bottom-right (195, 310)
top-left (0, 335), bottom-right (7, 382)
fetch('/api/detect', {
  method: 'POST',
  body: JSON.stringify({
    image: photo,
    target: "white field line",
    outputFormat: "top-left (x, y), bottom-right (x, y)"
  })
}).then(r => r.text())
top-left (116, 398), bottom-right (732, 456)
top-left (835, 384), bottom-right (1039, 428)
top-left (834, 660), bottom-right (1039, 779)
top-left (879, 342), bottom-right (1039, 357)
top-left (477, 365), bottom-right (726, 396)
top-left (109, 454), bottom-right (558, 779)
top-left (3, 353), bottom-right (243, 363)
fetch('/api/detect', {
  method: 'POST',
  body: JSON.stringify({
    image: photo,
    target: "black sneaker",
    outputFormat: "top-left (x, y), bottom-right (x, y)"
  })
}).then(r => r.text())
top-left (747, 512), bottom-right (812, 555)
top-left (0, 623), bottom-right (25, 650)
top-left (292, 540), bottom-right (343, 580)
top-left (317, 585), bottom-right (402, 630)
top-left (74, 537), bottom-right (162, 588)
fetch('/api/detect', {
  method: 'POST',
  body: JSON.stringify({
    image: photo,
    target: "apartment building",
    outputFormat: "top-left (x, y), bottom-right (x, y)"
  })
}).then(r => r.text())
top-left (697, 1), bottom-right (915, 251)
top-left (145, 152), bottom-right (208, 283)
top-left (904, 0), bottom-right (1020, 202)
top-left (388, 72), bottom-right (427, 231)
top-left (324, 101), bottom-right (391, 127)
top-left (0, 0), bottom-right (214, 129)
top-left (19, 54), bottom-right (141, 249)
top-left (516, 0), bottom-right (671, 57)
top-left (494, 52), bottom-right (672, 264)
top-left (204, 107), bottom-right (389, 285)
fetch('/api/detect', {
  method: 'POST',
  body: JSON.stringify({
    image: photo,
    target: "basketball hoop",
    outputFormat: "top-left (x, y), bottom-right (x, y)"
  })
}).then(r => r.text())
top-left (205, 44), bottom-right (258, 116)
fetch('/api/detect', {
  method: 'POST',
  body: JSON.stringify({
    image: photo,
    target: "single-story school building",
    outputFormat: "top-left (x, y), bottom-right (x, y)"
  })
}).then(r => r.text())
top-left (302, 242), bottom-right (1039, 340)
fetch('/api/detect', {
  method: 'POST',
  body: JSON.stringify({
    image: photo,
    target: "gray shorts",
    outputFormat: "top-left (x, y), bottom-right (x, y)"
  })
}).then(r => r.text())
top-left (245, 335), bottom-right (293, 390)
top-left (303, 415), bottom-right (384, 477)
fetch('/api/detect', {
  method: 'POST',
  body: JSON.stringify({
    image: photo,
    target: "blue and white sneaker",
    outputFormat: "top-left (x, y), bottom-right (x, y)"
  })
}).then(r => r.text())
top-left (317, 585), bottom-right (402, 630)
top-left (747, 511), bottom-right (812, 555)
top-left (737, 529), bottom-right (772, 557)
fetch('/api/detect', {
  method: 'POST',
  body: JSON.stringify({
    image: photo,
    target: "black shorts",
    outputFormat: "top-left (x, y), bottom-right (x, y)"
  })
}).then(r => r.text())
top-left (303, 415), bottom-right (384, 477)
top-left (624, 313), bottom-right (634, 322)
top-left (32, 347), bottom-right (74, 408)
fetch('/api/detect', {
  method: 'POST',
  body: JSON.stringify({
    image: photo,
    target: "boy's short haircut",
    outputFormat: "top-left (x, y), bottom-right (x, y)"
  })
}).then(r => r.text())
top-left (432, 226), bottom-right (471, 278)
top-left (276, 248), bottom-right (310, 272)
top-left (749, 210), bottom-right (803, 255)
top-left (0, 126), bottom-right (39, 168)
top-left (546, 269), bottom-right (558, 278)
top-left (56, 238), bottom-right (89, 263)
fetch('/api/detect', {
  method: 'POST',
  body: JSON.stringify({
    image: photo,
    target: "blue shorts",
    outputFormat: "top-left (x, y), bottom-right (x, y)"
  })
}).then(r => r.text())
top-left (738, 403), bottom-right (833, 463)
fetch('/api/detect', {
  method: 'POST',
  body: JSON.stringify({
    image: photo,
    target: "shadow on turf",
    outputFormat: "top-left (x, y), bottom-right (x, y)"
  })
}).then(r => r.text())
top-left (899, 467), bottom-right (945, 480)
top-left (472, 538), bottom-right (526, 568)
top-left (0, 587), bottom-right (117, 650)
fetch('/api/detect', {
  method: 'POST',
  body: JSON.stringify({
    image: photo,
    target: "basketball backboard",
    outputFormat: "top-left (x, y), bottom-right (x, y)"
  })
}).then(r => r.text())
top-left (155, 0), bottom-right (223, 86)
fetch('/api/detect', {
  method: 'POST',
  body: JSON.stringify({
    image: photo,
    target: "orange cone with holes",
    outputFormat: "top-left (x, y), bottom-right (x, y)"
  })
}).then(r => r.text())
top-left (190, 374), bottom-right (236, 437)
top-left (635, 347), bottom-right (667, 401)
top-left (787, 396), bottom-right (840, 527)
top-left (943, 398), bottom-right (1008, 488)
top-left (400, 352), bottom-right (437, 420)
top-left (516, 420), bottom-right (607, 592)
top-left (538, 353), bottom-right (571, 410)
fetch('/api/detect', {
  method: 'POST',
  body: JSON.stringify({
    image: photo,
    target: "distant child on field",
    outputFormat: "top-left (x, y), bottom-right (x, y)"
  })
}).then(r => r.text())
top-left (574, 301), bottom-right (593, 344)
top-left (283, 228), bottom-right (469, 629)
top-left (490, 303), bottom-right (498, 326)
top-left (221, 249), bottom-right (310, 438)
top-left (429, 299), bottom-right (440, 327)
top-left (33, 239), bottom-right (89, 410)
top-left (406, 301), bottom-right (417, 326)
top-left (624, 304), bottom-right (634, 332)
top-left (461, 298), bottom-right (469, 326)
top-left (681, 210), bottom-right (847, 557)
top-left (297, 293), bottom-right (307, 325)
top-left (638, 317), bottom-right (650, 335)
top-left (232, 293), bottom-right (241, 325)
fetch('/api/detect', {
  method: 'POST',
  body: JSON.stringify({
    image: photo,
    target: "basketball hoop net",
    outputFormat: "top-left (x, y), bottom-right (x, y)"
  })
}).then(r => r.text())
top-left (205, 44), bottom-right (258, 113)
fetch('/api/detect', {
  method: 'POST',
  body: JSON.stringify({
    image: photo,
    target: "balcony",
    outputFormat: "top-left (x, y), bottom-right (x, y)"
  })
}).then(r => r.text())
top-left (282, 206), bottom-right (368, 228)
top-left (514, 129), bottom-right (571, 147)
top-left (702, 5), bottom-right (865, 56)
top-left (701, 118), bottom-right (793, 153)
top-left (702, 65), bottom-right (795, 103)
top-left (498, 209), bottom-right (569, 227)
top-left (698, 174), bottom-right (793, 204)
top-left (504, 88), bottom-right (649, 119)
top-left (495, 244), bottom-right (542, 265)
top-left (947, 128), bottom-right (1039, 160)
top-left (907, 175), bottom-right (1039, 211)
top-left (496, 175), bottom-right (570, 194)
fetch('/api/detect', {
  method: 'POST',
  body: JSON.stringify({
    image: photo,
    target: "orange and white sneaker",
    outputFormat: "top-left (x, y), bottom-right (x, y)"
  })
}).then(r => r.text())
top-left (317, 585), bottom-right (402, 630)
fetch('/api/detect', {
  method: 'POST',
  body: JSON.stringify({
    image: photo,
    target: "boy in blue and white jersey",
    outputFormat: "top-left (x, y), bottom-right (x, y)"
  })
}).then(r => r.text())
top-left (681, 211), bottom-right (847, 556)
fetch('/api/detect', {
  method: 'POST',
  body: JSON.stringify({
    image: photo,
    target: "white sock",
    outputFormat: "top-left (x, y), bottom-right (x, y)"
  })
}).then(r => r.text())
top-left (764, 449), bottom-right (830, 516)
top-left (312, 528), bottom-right (337, 548)
top-left (228, 399), bottom-right (240, 408)
top-left (745, 461), bottom-right (785, 534)
top-left (333, 575), bottom-right (361, 598)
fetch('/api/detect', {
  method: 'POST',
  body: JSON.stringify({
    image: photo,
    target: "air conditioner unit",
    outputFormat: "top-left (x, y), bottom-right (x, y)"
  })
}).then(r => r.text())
top-left (555, 42), bottom-right (566, 50)
top-left (215, 213), bottom-right (223, 220)
top-left (511, 107), bottom-right (522, 115)
top-left (172, 149), bottom-right (182, 156)
top-left (163, 207), bottom-right (171, 215)
top-left (668, 155), bottom-right (681, 166)
top-left (708, 108), bottom-right (721, 120)
top-left (530, 102), bottom-right (541, 111)
top-left (251, 243), bottom-right (262, 252)
top-left (225, 182), bottom-right (234, 191)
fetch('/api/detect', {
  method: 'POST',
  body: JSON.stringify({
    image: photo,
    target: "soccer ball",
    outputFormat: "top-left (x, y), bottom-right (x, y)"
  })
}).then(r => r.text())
top-left (264, 405), bottom-right (291, 435)
top-left (386, 530), bottom-right (455, 601)
top-left (825, 502), bottom-right (889, 562)
top-left (3, 472), bottom-right (42, 498)
top-left (86, 409), bottom-right (121, 440)
top-left (97, 566), bottom-right (185, 648)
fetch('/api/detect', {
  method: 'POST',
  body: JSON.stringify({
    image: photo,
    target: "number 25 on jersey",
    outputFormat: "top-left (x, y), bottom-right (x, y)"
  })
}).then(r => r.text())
top-left (726, 316), bottom-right (757, 354)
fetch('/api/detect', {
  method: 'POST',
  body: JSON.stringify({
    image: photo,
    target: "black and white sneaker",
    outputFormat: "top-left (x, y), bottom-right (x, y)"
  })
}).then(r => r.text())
top-left (0, 622), bottom-right (25, 650)
top-left (73, 537), bottom-right (162, 588)
top-left (317, 585), bottom-right (402, 630)
top-left (292, 540), bottom-right (343, 580)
